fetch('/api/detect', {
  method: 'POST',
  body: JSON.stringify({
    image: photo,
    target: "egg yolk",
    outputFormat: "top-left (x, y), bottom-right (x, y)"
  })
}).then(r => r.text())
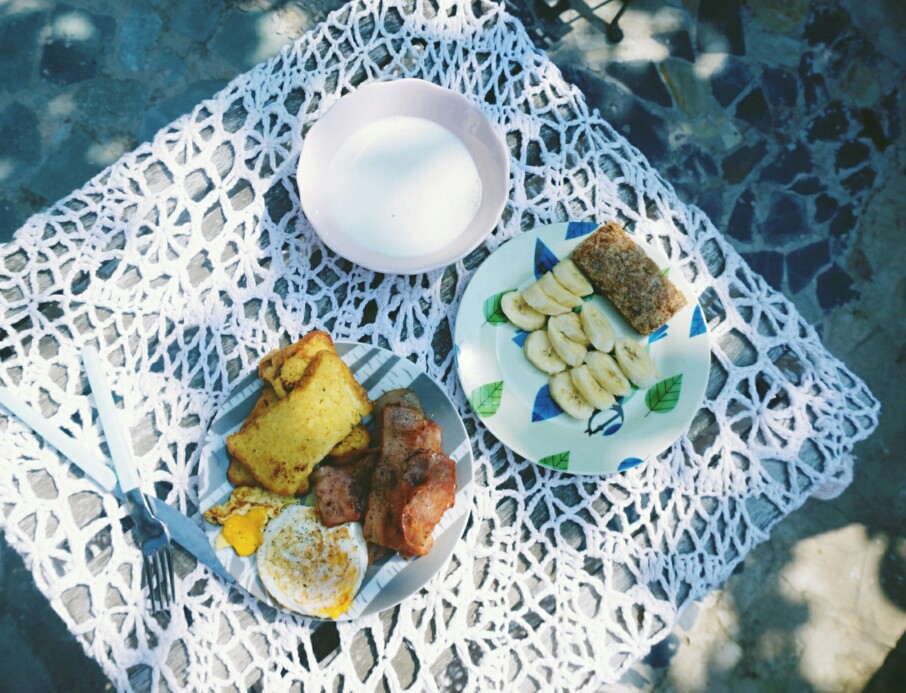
top-left (221, 507), bottom-right (270, 556)
top-left (321, 595), bottom-right (354, 620)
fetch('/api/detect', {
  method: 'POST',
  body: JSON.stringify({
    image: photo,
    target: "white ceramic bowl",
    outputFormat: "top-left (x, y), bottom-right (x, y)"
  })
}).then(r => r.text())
top-left (297, 79), bottom-right (510, 274)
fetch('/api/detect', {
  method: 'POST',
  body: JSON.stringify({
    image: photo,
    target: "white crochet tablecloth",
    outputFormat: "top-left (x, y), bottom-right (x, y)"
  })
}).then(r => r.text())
top-left (0, 0), bottom-right (880, 690)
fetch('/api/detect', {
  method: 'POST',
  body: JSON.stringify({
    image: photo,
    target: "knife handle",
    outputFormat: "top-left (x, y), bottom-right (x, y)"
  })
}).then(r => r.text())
top-left (0, 386), bottom-right (118, 493)
top-left (81, 347), bottom-right (142, 493)
top-left (1, 384), bottom-right (235, 584)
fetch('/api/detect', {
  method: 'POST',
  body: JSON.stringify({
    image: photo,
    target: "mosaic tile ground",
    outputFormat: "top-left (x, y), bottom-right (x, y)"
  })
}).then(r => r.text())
top-left (0, 0), bottom-right (903, 690)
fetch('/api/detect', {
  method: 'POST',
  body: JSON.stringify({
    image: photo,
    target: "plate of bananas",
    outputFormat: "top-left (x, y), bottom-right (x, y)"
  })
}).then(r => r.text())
top-left (453, 221), bottom-right (711, 475)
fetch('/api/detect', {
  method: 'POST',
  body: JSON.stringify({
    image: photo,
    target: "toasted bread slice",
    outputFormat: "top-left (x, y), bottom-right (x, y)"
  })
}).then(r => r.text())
top-left (227, 385), bottom-right (281, 488)
top-left (327, 423), bottom-right (371, 458)
top-left (227, 457), bottom-right (310, 494)
top-left (259, 331), bottom-right (334, 397)
top-left (227, 350), bottom-right (372, 496)
top-left (229, 381), bottom-right (319, 493)
top-left (257, 347), bottom-right (284, 385)
top-left (243, 384), bottom-right (279, 429)
top-left (258, 330), bottom-right (333, 397)
top-left (227, 457), bottom-right (259, 487)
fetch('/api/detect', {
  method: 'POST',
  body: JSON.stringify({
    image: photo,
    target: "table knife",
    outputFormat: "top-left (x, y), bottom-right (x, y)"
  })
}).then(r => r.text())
top-left (0, 386), bottom-right (234, 584)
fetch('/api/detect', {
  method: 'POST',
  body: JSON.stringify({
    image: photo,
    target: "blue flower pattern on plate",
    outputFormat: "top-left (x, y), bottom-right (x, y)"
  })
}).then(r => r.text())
top-left (618, 457), bottom-right (644, 471)
top-left (531, 384), bottom-right (563, 422)
top-left (512, 329), bottom-right (529, 348)
top-left (689, 304), bottom-right (706, 337)
top-left (565, 221), bottom-right (597, 239)
top-left (534, 239), bottom-right (559, 278)
top-left (648, 324), bottom-right (669, 344)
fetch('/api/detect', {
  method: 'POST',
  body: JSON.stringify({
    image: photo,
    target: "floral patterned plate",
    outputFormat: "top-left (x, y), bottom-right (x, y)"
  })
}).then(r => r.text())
top-left (454, 222), bottom-right (711, 475)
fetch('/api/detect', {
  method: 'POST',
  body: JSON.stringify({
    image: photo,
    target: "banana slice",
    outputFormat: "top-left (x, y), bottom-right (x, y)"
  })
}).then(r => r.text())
top-left (524, 329), bottom-right (568, 374)
top-left (522, 282), bottom-right (572, 316)
top-left (585, 351), bottom-right (631, 397)
top-left (501, 291), bottom-right (548, 331)
top-left (579, 302), bottom-right (616, 352)
top-left (614, 337), bottom-right (659, 388)
top-left (552, 259), bottom-right (593, 296)
top-left (547, 320), bottom-right (587, 367)
top-left (569, 365), bottom-right (615, 410)
top-left (549, 371), bottom-right (594, 420)
top-left (548, 312), bottom-right (590, 346)
top-left (538, 272), bottom-right (583, 308)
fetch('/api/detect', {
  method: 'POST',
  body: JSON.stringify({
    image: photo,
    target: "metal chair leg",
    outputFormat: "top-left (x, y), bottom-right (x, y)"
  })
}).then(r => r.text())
top-left (606, 0), bottom-right (634, 43)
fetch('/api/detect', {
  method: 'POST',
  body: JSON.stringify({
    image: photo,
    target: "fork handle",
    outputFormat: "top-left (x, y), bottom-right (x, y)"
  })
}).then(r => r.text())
top-left (81, 346), bottom-right (142, 493)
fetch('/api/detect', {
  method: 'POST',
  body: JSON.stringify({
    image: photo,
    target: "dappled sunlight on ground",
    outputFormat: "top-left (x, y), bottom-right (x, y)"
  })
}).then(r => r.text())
top-left (658, 524), bottom-right (906, 691)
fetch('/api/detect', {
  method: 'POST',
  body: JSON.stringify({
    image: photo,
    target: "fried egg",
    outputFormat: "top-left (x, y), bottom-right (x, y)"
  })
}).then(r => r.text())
top-left (257, 505), bottom-right (368, 619)
top-left (203, 486), bottom-right (299, 556)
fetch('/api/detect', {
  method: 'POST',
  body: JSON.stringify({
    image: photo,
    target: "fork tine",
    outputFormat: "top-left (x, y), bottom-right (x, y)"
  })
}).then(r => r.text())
top-left (153, 550), bottom-right (168, 611)
top-left (151, 554), bottom-right (163, 613)
top-left (154, 551), bottom-right (168, 610)
top-left (152, 551), bottom-right (166, 612)
top-left (142, 554), bottom-right (157, 613)
top-left (156, 550), bottom-right (172, 609)
top-left (164, 549), bottom-right (176, 603)
top-left (150, 552), bottom-right (162, 611)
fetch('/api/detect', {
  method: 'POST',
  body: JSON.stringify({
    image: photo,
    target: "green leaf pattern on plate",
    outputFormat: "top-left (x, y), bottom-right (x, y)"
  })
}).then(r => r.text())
top-left (483, 291), bottom-right (513, 325)
top-left (538, 451), bottom-right (570, 470)
top-left (469, 381), bottom-right (504, 417)
top-left (645, 374), bottom-right (683, 414)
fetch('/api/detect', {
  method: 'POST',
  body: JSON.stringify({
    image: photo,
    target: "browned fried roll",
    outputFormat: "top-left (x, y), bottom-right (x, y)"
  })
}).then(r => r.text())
top-left (572, 221), bottom-right (687, 335)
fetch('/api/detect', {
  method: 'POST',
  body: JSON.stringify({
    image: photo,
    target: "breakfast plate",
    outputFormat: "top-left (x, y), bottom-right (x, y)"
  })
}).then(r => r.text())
top-left (297, 78), bottom-right (510, 274)
top-left (454, 221), bottom-right (711, 475)
top-left (197, 342), bottom-right (474, 619)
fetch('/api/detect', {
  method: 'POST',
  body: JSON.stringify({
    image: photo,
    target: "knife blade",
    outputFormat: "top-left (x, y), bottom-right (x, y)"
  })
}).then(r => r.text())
top-left (0, 386), bottom-right (234, 584)
top-left (148, 496), bottom-right (234, 583)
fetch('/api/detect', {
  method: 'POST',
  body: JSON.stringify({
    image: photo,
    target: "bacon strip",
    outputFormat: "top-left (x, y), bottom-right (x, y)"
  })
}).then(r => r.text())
top-left (363, 404), bottom-right (456, 558)
top-left (310, 448), bottom-right (378, 527)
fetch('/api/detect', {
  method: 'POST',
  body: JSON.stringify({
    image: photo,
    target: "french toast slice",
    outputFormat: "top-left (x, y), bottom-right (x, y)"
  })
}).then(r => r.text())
top-left (272, 330), bottom-right (334, 396)
top-left (258, 330), bottom-right (335, 397)
top-left (227, 349), bottom-right (372, 496)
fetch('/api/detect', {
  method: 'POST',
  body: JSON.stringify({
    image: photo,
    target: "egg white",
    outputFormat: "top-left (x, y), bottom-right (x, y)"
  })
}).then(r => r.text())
top-left (257, 505), bottom-right (368, 618)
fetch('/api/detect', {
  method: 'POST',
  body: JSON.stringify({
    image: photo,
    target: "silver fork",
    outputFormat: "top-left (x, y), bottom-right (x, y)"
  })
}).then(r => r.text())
top-left (81, 346), bottom-right (176, 613)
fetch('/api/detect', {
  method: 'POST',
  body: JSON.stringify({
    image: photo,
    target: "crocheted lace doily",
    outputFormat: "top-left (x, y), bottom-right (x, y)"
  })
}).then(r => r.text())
top-left (0, 0), bottom-right (879, 689)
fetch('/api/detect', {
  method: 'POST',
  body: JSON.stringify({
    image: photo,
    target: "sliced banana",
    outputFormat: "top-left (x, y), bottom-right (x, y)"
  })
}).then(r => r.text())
top-left (549, 312), bottom-right (590, 346)
top-left (552, 259), bottom-right (593, 296)
top-left (579, 302), bottom-right (616, 352)
top-left (501, 291), bottom-right (548, 331)
top-left (614, 337), bottom-right (659, 388)
top-left (569, 365), bottom-right (616, 410)
top-left (538, 272), bottom-right (583, 308)
top-left (585, 351), bottom-right (631, 397)
top-left (524, 329), bottom-right (568, 374)
top-left (547, 320), bottom-right (587, 367)
top-left (522, 282), bottom-right (572, 316)
top-left (549, 371), bottom-right (594, 420)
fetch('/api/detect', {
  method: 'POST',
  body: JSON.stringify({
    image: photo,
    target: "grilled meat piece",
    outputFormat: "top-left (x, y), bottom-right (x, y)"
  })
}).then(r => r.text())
top-left (371, 389), bottom-right (424, 446)
top-left (380, 405), bottom-right (442, 466)
top-left (310, 448), bottom-right (378, 527)
top-left (364, 403), bottom-right (455, 558)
